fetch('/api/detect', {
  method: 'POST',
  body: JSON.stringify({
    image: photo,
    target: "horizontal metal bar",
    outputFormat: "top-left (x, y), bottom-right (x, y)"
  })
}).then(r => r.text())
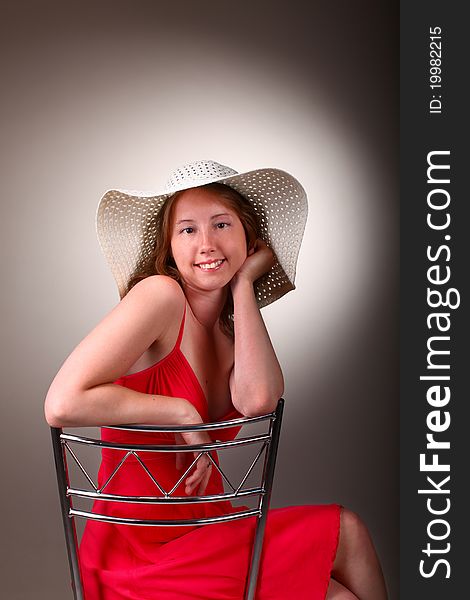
top-left (67, 486), bottom-right (265, 504)
top-left (69, 507), bottom-right (261, 526)
top-left (60, 432), bottom-right (271, 452)
top-left (102, 411), bottom-right (276, 432)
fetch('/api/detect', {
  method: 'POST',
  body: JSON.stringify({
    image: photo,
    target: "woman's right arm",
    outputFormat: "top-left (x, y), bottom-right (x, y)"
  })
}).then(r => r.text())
top-left (44, 276), bottom-right (198, 428)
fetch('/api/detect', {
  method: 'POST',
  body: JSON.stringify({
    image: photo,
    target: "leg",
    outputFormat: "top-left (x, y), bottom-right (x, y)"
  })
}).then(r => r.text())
top-left (325, 578), bottom-right (359, 600)
top-left (331, 507), bottom-right (388, 600)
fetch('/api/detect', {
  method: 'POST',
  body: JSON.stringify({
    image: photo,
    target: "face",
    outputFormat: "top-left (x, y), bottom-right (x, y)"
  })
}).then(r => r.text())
top-left (169, 187), bottom-right (248, 292)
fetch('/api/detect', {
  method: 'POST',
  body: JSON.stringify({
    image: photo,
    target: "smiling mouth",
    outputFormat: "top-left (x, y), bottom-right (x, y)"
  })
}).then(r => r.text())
top-left (195, 259), bottom-right (225, 270)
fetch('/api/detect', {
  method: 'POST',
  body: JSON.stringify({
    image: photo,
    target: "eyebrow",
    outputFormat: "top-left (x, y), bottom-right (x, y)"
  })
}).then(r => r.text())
top-left (174, 213), bottom-right (232, 226)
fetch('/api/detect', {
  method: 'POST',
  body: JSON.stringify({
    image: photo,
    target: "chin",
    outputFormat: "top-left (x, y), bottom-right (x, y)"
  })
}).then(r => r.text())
top-left (199, 278), bottom-right (233, 292)
top-left (181, 274), bottom-right (231, 294)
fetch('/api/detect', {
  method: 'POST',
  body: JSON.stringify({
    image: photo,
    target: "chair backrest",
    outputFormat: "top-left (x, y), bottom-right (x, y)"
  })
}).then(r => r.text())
top-left (51, 398), bottom-right (284, 600)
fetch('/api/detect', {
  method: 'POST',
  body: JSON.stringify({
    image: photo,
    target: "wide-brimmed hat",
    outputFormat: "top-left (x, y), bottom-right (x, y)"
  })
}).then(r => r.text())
top-left (96, 159), bottom-right (308, 308)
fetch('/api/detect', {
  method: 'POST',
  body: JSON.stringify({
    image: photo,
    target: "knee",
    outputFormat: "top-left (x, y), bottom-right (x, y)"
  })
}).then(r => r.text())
top-left (341, 589), bottom-right (359, 600)
top-left (326, 578), bottom-right (360, 600)
top-left (339, 507), bottom-right (371, 546)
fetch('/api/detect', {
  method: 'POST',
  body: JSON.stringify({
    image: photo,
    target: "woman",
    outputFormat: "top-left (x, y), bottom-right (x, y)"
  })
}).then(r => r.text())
top-left (45, 160), bottom-right (387, 599)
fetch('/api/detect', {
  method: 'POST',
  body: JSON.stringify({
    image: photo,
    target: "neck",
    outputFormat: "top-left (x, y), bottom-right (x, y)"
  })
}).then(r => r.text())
top-left (182, 283), bottom-right (228, 330)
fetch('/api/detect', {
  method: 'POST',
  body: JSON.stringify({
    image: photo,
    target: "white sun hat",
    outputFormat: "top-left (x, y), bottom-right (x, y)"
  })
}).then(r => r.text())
top-left (96, 159), bottom-right (308, 309)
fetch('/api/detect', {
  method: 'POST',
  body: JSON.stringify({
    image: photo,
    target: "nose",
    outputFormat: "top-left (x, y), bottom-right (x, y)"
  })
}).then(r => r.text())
top-left (198, 228), bottom-right (216, 255)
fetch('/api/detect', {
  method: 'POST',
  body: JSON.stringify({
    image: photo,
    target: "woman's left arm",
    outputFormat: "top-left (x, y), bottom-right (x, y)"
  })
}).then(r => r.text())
top-left (229, 240), bottom-right (284, 417)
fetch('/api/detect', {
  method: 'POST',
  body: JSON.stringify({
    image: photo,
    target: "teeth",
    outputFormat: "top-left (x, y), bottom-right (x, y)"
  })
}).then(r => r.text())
top-left (198, 259), bottom-right (223, 270)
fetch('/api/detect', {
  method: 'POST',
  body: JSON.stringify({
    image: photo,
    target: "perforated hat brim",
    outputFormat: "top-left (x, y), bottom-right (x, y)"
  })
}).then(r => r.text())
top-left (96, 161), bottom-right (308, 307)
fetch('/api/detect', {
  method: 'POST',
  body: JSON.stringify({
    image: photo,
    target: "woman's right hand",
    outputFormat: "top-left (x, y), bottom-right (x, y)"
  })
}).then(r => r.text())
top-left (231, 238), bottom-right (275, 287)
top-left (175, 402), bottom-right (213, 496)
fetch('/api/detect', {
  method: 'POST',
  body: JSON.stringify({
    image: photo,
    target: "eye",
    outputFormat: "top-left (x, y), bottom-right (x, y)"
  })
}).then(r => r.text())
top-left (215, 222), bottom-right (230, 229)
top-left (180, 226), bottom-right (194, 234)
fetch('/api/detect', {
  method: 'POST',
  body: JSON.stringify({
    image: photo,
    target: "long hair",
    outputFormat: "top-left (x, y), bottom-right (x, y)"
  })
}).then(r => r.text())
top-left (126, 183), bottom-right (261, 337)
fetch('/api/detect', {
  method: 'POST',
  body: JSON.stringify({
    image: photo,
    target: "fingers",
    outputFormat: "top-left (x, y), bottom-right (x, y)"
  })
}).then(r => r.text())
top-left (196, 463), bottom-right (212, 496)
top-left (185, 460), bottom-right (211, 494)
top-left (184, 453), bottom-right (212, 496)
top-left (252, 239), bottom-right (274, 263)
top-left (179, 431), bottom-right (213, 495)
top-left (249, 238), bottom-right (263, 254)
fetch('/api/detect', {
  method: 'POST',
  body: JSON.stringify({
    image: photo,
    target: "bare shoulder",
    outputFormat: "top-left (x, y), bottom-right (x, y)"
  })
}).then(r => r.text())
top-left (126, 274), bottom-right (184, 302)
top-left (47, 276), bottom-right (186, 393)
top-left (122, 275), bottom-right (185, 329)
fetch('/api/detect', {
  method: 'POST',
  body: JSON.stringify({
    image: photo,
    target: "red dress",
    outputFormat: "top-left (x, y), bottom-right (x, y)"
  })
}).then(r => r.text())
top-left (79, 304), bottom-right (341, 600)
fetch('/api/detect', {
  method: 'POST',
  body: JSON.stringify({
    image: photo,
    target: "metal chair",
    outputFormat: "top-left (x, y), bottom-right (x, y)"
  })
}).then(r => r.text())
top-left (51, 398), bottom-right (284, 600)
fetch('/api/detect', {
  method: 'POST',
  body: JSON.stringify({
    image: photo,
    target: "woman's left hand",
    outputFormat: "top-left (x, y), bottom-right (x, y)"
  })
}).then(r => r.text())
top-left (174, 429), bottom-right (213, 496)
top-left (232, 239), bottom-right (275, 286)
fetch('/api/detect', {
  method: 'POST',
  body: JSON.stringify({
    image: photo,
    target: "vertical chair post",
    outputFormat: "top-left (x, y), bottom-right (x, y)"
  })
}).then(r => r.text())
top-left (51, 427), bottom-right (84, 600)
top-left (244, 398), bottom-right (284, 600)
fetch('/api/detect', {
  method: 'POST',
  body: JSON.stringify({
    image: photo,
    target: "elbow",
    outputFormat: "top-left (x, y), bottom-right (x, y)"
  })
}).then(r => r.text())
top-left (241, 405), bottom-right (270, 418)
top-left (44, 393), bottom-right (69, 428)
top-left (250, 380), bottom-right (284, 416)
top-left (44, 401), bottom-right (65, 428)
top-left (237, 391), bottom-right (283, 418)
top-left (44, 387), bottom-right (82, 428)
top-left (230, 373), bottom-right (284, 418)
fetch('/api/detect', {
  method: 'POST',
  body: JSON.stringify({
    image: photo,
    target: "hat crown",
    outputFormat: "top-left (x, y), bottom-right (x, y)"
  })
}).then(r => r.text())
top-left (164, 160), bottom-right (238, 193)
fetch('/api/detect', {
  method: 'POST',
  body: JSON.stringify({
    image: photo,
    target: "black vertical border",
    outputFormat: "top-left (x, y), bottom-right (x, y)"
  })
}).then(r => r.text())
top-left (401, 3), bottom-right (467, 598)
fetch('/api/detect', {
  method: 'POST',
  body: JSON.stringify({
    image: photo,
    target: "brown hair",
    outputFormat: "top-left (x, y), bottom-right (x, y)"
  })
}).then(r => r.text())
top-left (126, 183), bottom-right (261, 337)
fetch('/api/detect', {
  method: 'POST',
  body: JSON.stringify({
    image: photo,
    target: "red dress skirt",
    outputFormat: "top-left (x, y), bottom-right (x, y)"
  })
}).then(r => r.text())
top-left (79, 305), bottom-right (340, 599)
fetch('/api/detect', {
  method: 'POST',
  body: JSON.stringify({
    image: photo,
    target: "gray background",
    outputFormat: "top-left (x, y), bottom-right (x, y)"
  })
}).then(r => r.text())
top-left (0, 1), bottom-right (399, 598)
